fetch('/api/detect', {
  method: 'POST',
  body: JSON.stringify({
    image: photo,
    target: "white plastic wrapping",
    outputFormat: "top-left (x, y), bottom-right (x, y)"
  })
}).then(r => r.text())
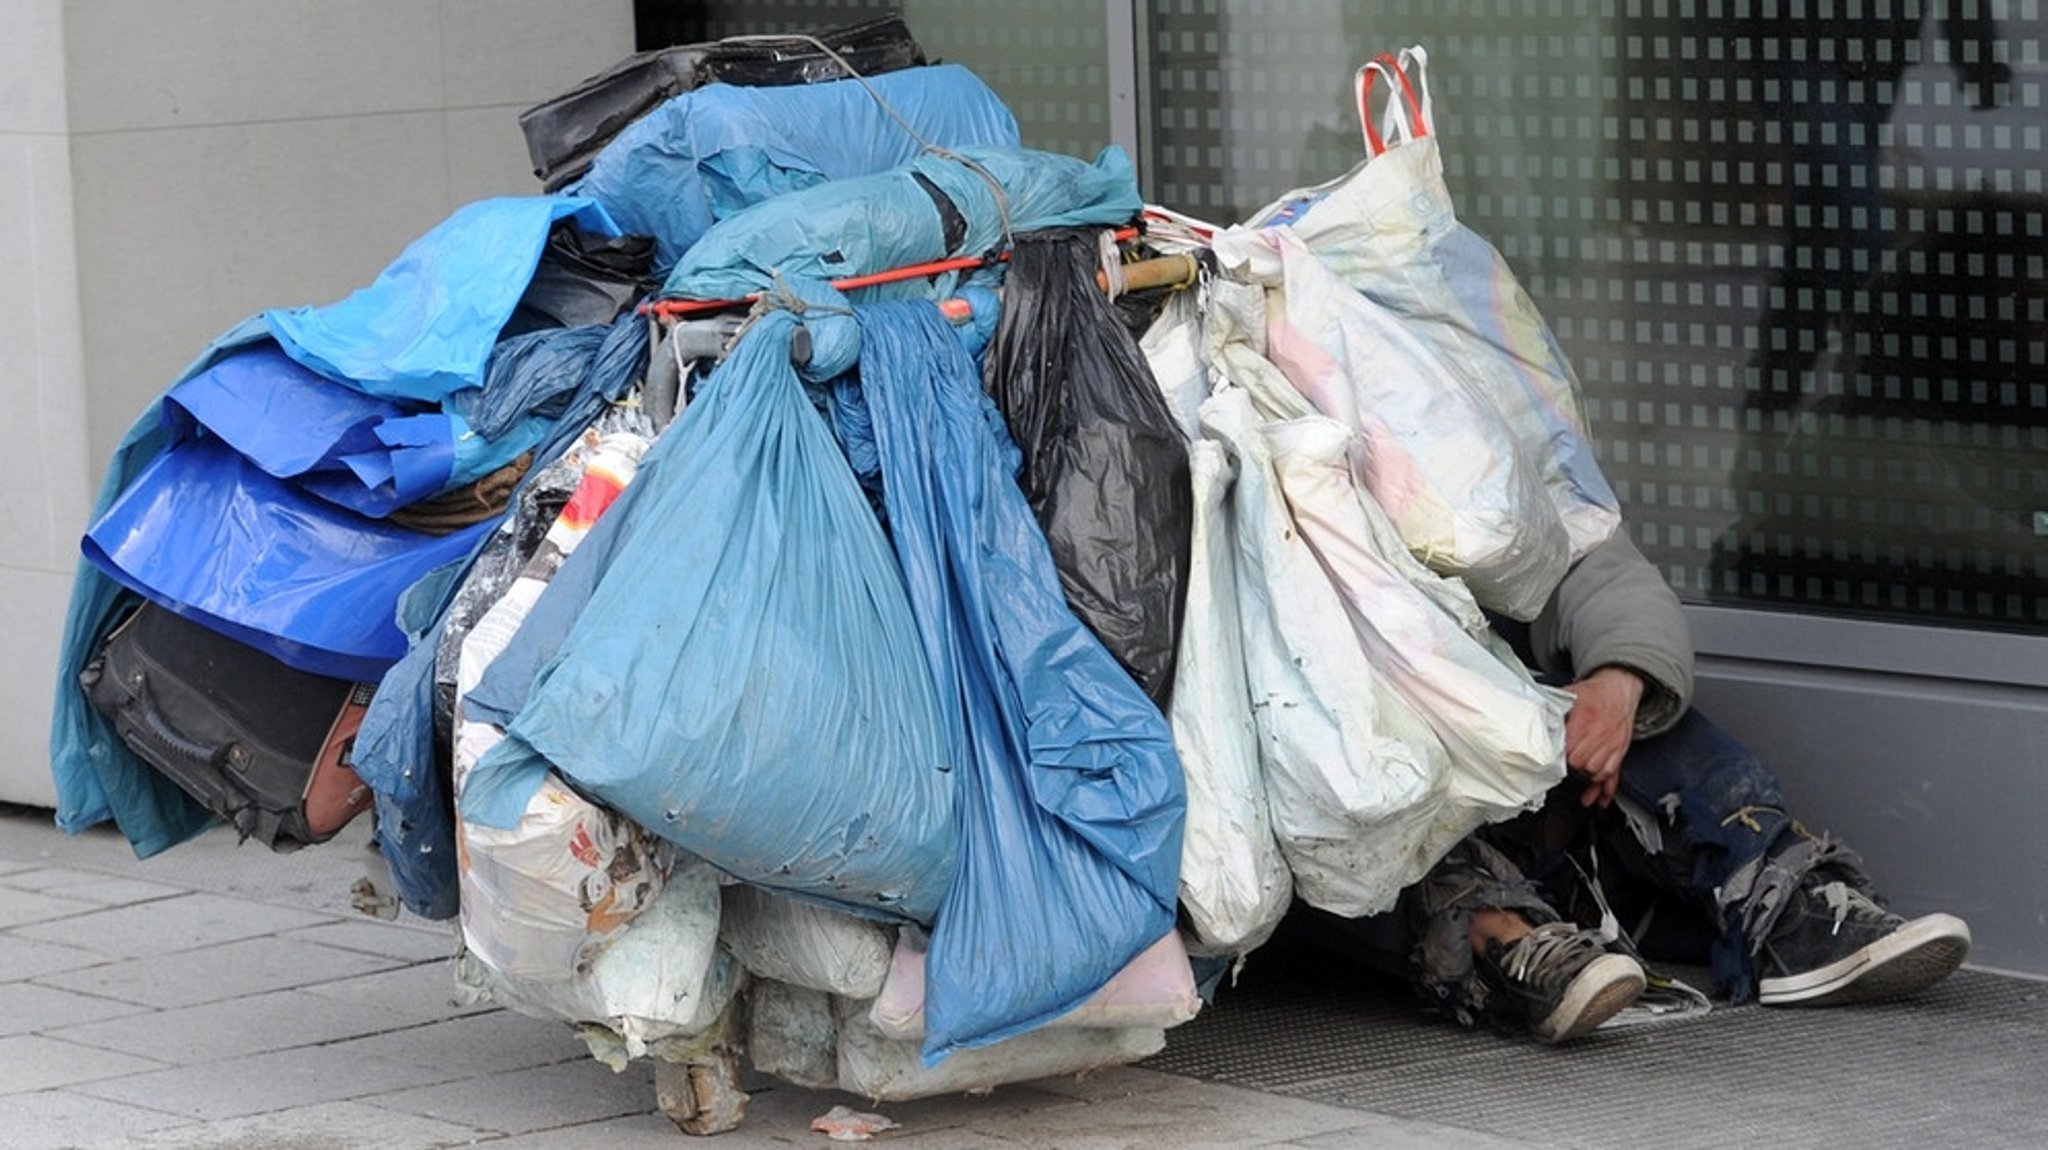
top-left (747, 979), bottom-right (840, 1090)
top-left (867, 928), bottom-right (1201, 1041)
top-left (837, 995), bottom-right (1166, 1102)
top-left (1139, 289), bottom-right (1293, 957)
top-left (1266, 416), bottom-right (1567, 842)
top-left (458, 856), bottom-right (743, 1059)
top-left (1200, 381), bottom-right (1450, 917)
top-left (718, 883), bottom-right (894, 999)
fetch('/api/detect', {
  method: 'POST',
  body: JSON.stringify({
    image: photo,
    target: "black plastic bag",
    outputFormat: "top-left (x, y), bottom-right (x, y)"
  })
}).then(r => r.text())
top-left (985, 227), bottom-right (1193, 704)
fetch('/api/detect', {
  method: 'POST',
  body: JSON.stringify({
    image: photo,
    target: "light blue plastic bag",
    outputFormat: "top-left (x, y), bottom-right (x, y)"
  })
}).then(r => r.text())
top-left (568, 63), bottom-right (1019, 272)
top-left (461, 310), bottom-right (958, 924)
top-left (848, 300), bottom-right (1185, 1063)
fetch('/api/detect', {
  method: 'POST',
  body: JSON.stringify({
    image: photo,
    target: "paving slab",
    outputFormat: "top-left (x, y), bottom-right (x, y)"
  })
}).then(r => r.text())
top-left (75, 1099), bottom-right (491, 1150)
top-left (0, 933), bottom-right (118, 980)
top-left (0, 1034), bottom-right (166, 1093)
top-left (48, 987), bottom-right (422, 1064)
top-left (33, 934), bottom-right (402, 1009)
top-left (0, 885), bottom-right (100, 928)
top-left (27, 875), bottom-right (191, 907)
top-left (11, 892), bottom-right (331, 958)
top-left (299, 960), bottom-right (495, 1023)
top-left (0, 981), bottom-right (152, 1036)
top-left (370, 1055), bottom-right (659, 1136)
top-left (323, 1006), bottom-right (592, 1076)
top-left (73, 1040), bottom-right (474, 1122)
top-left (280, 918), bottom-right (459, 963)
top-left (0, 1089), bottom-right (188, 1150)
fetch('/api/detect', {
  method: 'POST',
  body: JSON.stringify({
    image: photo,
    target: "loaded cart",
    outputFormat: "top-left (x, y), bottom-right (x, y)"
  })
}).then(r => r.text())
top-left (52, 23), bottom-right (1607, 1137)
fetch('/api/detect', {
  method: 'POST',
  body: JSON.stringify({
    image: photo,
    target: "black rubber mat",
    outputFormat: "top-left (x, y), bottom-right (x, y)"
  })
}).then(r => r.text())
top-left (1144, 932), bottom-right (2048, 1149)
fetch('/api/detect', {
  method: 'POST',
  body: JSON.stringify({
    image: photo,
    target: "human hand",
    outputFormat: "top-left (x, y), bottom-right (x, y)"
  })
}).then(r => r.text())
top-left (1562, 666), bottom-right (1646, 809)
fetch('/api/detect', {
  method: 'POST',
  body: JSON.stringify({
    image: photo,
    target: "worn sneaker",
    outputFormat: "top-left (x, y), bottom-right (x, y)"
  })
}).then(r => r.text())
top-left (1486, 922), bottom-right (1646, 1043)
top-left (1756, 880), bottom-right (1971, 1006)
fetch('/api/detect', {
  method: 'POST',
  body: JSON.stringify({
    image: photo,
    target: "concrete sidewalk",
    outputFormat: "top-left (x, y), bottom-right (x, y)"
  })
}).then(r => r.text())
top-left (0, 808), bottom-right (1524, 1150)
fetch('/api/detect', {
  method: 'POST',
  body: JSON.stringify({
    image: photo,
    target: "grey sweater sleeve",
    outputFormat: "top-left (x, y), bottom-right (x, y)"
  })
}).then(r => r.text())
top-left (1526, 531), bottom-right (1695, 737)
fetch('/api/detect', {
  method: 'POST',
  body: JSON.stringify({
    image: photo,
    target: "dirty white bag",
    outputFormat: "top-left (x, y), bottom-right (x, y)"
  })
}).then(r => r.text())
top-left (718, 882), bottom-right (893, 999)
top-left (1229, 226), bottom-right (1568, 620)
top-left (837, 995), bottom-right (1165, 1101)
top-left (867, 928), bottom-right (1201, 1041)
top-left (1137, 286), bottom-right (1292, 957)
top-left (1279, 47), bottom-right (1620, 562)
top-left (458, 856), bottom-right (743, 1060)
top-left (1266, 416), bottom-right (1567, 841)
top-left (1199, 381), bottom-right (1451, 917)
top-left (747, 979), bottom-right (840, 1090)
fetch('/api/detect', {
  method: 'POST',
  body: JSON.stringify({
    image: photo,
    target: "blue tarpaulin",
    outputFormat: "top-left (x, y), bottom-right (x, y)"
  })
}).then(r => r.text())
top-left (82, 435), bottom-right (494, 681)
top-left (568, 63), bottom-right (1019, 272)
top-left (847, 300), bottom-right (1185, 1062)
top-left (265, 197), bottom-right (619, 404)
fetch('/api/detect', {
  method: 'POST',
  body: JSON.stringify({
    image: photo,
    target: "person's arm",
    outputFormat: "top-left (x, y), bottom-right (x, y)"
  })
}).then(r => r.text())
top-left (1528, 532), bottom-right (1695, 805)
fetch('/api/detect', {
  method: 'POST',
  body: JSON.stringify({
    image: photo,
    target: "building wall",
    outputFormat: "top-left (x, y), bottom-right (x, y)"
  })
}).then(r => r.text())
top-left (0, 0), bottom-right (635, 807)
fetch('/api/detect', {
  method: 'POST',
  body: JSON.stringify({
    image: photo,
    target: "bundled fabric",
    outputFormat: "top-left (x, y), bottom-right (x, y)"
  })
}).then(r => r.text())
top-left (847, 300), bottom-right (1184, 1063)
top-left (570, 63), bottom-right (1017, 271)
top-left (986, 227), bottom-right (1192, 705)
top-left (265, 197), bottom-right (621, 403)
top-left (459, 310), bottom-right (958, 925)
top-left (662, 146), bottom-right (1144, 303)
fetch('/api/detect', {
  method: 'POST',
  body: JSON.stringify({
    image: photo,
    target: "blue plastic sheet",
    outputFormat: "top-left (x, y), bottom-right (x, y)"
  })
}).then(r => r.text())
top-left (81, 435), bottom-right (494, 682)
top-left (848, 300), bottom-right (1185, 1062)
top-left (50, 319), bottom-right (271, 856)
top-left (568, 63), bottom-right (1019, 272)
top-left (661, 146), bottom-right (1146, 304)
top-left (162, 343), bottom-right (456, 518)
top-left (265, 197), bottom-right (619, 403)
top-left (459, 310), bottom-right (958, 923)
top-left (350, 313), bottom-right (651, 919)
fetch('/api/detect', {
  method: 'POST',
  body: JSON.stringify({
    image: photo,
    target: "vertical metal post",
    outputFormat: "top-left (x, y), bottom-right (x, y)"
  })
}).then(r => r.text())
top-left (1105, 0), bottom-right (1144, 190)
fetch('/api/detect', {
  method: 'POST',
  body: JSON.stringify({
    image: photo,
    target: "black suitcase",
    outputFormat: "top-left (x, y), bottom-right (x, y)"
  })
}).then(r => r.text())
top-left (80, 602), bottom-right (375, 850)
top-left (517, 16), bottom-right (929, 191)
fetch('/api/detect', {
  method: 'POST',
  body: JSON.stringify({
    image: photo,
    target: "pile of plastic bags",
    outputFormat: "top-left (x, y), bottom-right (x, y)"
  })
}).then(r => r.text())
top-left (50, 30), bottom-right (1623, 1132)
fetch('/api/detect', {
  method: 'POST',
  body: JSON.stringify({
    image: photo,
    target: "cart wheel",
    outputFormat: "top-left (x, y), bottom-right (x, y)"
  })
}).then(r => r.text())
top-left (654, 1050), bottom-right (749, 1136)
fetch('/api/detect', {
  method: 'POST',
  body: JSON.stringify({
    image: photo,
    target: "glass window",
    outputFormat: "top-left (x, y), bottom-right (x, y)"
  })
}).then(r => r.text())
top-left (1142, 0), bottom-right (2046, 633)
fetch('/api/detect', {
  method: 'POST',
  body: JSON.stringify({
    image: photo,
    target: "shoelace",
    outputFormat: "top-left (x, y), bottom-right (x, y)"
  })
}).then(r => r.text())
top-left (1815, 880), bottom-right (1887, 937)
top-left (1502, 923), bottom-right (1601, 990)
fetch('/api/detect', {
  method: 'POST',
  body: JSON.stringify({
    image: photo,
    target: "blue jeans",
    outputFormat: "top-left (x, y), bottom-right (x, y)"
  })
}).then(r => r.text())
top-left (1323, 706), bottom-right (1864, 1023)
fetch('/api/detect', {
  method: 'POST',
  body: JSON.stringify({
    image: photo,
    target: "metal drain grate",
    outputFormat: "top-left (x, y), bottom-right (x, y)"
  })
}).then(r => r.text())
top-left (1146, 950), bottom-right (2048, 1150)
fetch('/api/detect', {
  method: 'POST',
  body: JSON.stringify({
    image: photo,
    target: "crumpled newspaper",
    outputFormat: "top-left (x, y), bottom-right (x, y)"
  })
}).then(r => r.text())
top-left (811, 1104), bottom-right (900, 1142)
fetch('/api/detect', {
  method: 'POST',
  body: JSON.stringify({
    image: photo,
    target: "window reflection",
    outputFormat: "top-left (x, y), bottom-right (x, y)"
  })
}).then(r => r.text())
top-left (1143, 2), bottom-right (2045, 632)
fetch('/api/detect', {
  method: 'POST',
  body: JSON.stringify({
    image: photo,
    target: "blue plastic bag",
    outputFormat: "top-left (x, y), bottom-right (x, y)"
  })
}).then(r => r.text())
top-left (661, 146), bottom-right (1146, 304)
top-left (265, 197), bottom-right (619, 403)
top-left (461, 310), bottom-right (958, 924)
top-left (568, 63), bottom-right (1019, 272)
top-left (849, 300), bottom-right (1185, 1062)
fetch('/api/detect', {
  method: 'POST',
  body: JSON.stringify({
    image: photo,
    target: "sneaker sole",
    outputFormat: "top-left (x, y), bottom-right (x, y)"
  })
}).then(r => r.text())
top-left (1757, 913), bottom-right (1972, 1007)
top-left (1532, 954), bottom-right (1646, 1043)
